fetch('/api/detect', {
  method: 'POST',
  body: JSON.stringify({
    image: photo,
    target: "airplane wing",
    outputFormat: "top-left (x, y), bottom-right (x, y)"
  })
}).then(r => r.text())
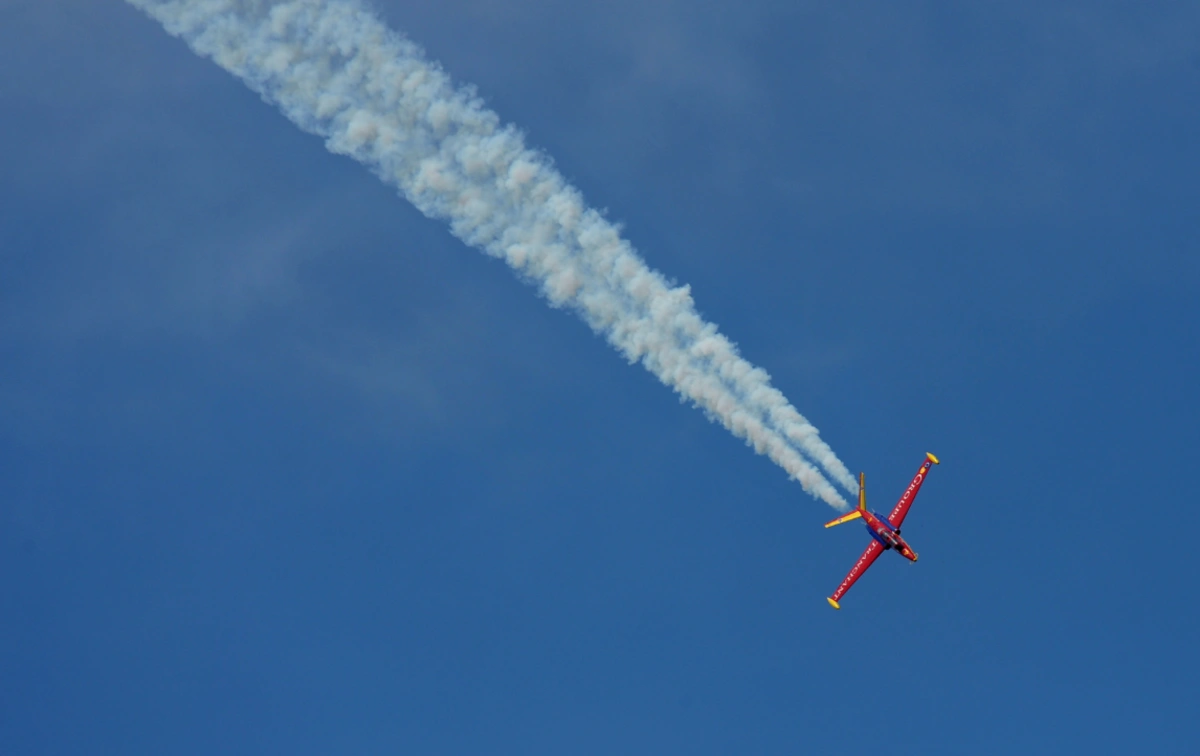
top-left (827, 539), bottom-right (885, 609)
top-left (887, 452), bottom-right (939, 529)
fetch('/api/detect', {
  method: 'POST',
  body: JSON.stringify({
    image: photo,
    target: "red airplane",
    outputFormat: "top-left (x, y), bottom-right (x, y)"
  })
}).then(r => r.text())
top-left (824, 453), bottom-right (940, 609)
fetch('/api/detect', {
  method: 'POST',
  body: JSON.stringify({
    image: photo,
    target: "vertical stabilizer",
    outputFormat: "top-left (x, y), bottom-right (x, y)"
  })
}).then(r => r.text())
top-left (825, 472), bottom-right (867, 528)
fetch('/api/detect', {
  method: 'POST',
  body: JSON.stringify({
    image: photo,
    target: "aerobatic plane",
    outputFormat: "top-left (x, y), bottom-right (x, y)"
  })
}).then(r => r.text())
top-left (824, 453), bottom-right (940, 609)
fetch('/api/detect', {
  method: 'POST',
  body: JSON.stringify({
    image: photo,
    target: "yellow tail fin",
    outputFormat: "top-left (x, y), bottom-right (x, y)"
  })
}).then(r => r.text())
top-left (825, 473), bottom-right (866, 528)
top-left (824, 510), bottom-right (862, 528)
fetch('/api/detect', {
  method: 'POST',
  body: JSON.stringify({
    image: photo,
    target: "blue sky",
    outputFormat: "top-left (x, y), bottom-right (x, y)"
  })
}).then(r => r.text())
top-left (2, 1), bottom-right (1198, 753)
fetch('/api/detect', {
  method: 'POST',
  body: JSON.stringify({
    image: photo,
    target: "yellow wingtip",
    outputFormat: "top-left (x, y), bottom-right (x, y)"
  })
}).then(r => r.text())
top-left (827, 597), bottom-right (841, 610)
top-left (926, 452), bottom-right (940, 465)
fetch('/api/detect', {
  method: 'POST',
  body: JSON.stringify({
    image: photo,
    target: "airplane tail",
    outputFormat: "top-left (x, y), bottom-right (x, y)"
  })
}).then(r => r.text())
top-left (824, 472), bottom-right (866, 528)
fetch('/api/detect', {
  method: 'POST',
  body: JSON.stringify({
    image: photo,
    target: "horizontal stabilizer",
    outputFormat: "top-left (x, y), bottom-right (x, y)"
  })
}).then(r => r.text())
top-left (824, 510), bottom-right (863, 528)
top-left (826, 471), bottom-right (866, 528)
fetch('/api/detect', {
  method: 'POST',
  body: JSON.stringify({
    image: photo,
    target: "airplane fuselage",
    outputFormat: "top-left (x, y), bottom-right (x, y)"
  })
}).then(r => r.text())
top-left (861, 509), bottom-right (918, 562)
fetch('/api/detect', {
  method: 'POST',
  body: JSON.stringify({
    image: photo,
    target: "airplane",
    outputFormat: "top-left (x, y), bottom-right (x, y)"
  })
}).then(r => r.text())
top-left (824, 453), bottom-right (940, 609)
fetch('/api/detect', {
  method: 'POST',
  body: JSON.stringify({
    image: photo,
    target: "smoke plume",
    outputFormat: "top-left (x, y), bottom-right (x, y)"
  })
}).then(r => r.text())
top-left (124, 0), bottom-right (857, 508)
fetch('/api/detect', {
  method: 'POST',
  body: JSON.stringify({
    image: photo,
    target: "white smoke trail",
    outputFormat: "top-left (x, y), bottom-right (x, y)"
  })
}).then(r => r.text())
top-left (125, 0), bottom-right (857, 508)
